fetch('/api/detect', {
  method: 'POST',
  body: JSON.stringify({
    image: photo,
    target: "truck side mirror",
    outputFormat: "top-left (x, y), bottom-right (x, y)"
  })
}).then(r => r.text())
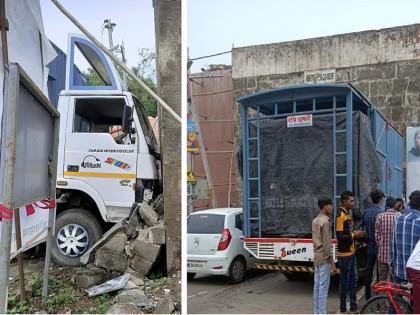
top-left (122, 105), bottom-right (133, 133)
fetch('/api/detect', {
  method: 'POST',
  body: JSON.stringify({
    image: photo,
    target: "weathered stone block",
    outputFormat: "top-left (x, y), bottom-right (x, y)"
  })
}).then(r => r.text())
top-left (391, 108), bottom-right (403, 121)
top-left (392, 78), bottom-right (409, 95)
top-left (131, 255), bottom-right (154, 276)
top-left (149, 225), bottom-right (166, 245)
top-left (153, 295), bottom-right (175, 314)
top-left (139, 203), bottom-right (159, 226)
top-left (386, 95), bottom-right (403, 108)
top-left (106, 303), bottom-right (142, 314)
top-left (74, 266), bottom-right (107, 289)
top-left (126, 211), bottom-right (142, 238)
top-left (81, 222), bottom-right (124, 265)
top-left (114, 289), bottom-right (151, 307)
top-left (133, 237), bottom-right (161, 262)
top-left (102, 232), bottom-right (127, 254)
top-left (95, 248), bottom-right (128, 272)
top-left (369, 79), bottom-right (392, 97)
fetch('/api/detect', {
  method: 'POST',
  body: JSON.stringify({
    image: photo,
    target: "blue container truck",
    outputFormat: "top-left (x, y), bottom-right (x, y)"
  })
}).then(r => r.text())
top-left (237, 83), bottom-right (403, 278)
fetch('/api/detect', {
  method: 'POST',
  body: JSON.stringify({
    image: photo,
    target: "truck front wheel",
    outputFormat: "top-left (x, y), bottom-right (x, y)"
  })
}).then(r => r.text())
top-left (51, 208), bottom-right (102, 266)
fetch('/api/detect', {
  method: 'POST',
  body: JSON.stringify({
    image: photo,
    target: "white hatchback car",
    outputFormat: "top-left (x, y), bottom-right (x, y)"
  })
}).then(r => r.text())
top-left (187, 208), bottom-right (255, 284)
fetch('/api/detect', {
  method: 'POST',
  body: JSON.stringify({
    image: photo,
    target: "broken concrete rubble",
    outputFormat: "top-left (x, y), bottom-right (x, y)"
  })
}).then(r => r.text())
top-left (149, 225), bottom-right (166, 245)
top-left (86, 203), bottom-right (163, 278)
top-left (81, 222), bottom-right (125, 265)
top-left (153, 289), bottom-right (175, 314)
top-left (102, 232), bottom-right (127, 254)
top-left (131, 255), bottom-right (154, 276)
top-left (74, 266), bottom-right (107, 289)
top-left (139, 203), bottom-right (159, 226)
top-left (75, 201), bottom-right (169, 314)
top-left (113, 288), bottom-right (151, 307)
top-left (95, 248), bottom-right (128, 272)
top-left (106, 303), bottom-right (142, 314)
top-left (133, 237), bottom-right (162, 262)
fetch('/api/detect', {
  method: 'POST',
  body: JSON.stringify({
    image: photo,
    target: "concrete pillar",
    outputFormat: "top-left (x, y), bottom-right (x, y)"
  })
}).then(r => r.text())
top-left (154, 0), bottom-right (181, 281)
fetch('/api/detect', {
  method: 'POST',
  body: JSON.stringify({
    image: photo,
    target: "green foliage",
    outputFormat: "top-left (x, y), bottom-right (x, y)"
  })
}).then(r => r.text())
top-left (147, 272), bottom-right (168, 287)
top-left (7, 294), bottom-right (32, 314)
top-left (83, 48), bottom-right (158, 117)
top-left (91, 293), bottom-right (112, 314)
top-left (28, 272), bottom-right (43, 297)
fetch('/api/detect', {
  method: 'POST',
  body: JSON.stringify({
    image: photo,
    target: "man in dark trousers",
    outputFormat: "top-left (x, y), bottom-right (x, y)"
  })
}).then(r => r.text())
top-left (362, 189), bottom-right (385, 300)
top-left (336, 191), bottom-right (365, 313)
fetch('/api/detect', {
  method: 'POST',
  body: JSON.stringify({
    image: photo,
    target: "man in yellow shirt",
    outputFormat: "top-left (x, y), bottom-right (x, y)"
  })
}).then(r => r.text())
top-left (336, 191), bottom-right (365, 313)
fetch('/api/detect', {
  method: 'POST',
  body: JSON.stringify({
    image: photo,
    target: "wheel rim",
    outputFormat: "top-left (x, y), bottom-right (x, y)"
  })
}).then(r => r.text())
top-left (56, 224), bottom-right (90, 257)
top-left (232, 260), bottom-right (244, 280)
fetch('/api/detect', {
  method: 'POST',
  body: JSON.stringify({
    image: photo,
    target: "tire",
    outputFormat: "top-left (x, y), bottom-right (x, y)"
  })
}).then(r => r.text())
top-left (51, 208), bottom-right (102, 266)
top-left (187, 273), bottom-right (196, 280)
top-left (360, 294), bottom-right (412, 314)
top-left (228, 257), bottom-right (246, 284)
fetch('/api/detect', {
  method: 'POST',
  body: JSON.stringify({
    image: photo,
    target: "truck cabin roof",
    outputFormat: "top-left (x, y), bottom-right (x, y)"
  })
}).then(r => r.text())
top-left (237, 83), bottom-right (373, 116)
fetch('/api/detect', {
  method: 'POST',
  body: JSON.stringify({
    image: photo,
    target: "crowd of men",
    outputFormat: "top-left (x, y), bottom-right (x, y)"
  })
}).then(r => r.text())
top-left (312, 190), bottom-right (420, 314)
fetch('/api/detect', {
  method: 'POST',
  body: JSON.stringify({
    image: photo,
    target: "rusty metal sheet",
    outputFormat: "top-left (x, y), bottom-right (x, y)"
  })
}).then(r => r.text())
top-left (190, 69), bottom-right (238, 209)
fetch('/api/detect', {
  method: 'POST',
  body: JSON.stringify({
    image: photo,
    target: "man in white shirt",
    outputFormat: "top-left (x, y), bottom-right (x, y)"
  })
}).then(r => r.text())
top-left (407, 239), bottom-right (420, 314)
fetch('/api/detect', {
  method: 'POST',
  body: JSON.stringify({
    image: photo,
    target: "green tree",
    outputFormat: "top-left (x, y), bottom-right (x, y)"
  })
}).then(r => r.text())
top-left (83, 48), bottom-right (158, 117)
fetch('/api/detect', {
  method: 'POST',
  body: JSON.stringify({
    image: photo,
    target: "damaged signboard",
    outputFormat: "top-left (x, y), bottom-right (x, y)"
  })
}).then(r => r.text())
top-left (0, 63), bottom-right (59, 252)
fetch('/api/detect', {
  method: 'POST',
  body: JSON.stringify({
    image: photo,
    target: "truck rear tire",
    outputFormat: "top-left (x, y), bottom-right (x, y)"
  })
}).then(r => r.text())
top-left (51, 208), bottom-right (102, 266)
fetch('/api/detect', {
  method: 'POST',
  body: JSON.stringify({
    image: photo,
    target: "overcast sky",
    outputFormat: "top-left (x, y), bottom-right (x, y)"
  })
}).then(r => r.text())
top-left (188, 0), bottom-right (420, 72)
top-left (41, 0), bottom-right (155, 71)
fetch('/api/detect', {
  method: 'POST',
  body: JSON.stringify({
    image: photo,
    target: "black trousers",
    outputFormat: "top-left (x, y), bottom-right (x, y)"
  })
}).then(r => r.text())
top-left (365, 252), bottom-right (377, 300)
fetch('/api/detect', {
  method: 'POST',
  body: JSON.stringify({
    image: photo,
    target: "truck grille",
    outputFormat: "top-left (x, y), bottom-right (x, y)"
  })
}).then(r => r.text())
top-left (245, 242), bottom-right (274, 258)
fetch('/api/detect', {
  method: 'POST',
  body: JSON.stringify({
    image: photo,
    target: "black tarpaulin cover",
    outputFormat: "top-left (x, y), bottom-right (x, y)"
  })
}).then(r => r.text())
top-left (248, 111), bottom-right (381, 237)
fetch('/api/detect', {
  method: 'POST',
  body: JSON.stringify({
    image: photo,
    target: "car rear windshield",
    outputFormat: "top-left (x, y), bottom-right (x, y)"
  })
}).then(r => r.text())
top-left (187, 214), bottom-right (225, 234)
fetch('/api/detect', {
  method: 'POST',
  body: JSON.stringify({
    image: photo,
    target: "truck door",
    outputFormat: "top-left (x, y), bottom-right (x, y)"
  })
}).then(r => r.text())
top-left (64, 96), bottom-right (137, 220)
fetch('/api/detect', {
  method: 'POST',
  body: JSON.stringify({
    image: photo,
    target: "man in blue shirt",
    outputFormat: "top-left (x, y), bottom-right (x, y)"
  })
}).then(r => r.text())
top-left (362, 189), bottom-right (384, 300)
top-left (391, 190), bottom-right (420, 284)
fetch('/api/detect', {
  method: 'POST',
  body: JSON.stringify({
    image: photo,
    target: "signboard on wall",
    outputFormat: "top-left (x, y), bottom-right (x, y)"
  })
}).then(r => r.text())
top-left (304, 68), bottom-right (336, 84)
top-left (187, 111), bottom-right (200, 152)
top-left (407, 127), bottom-right (420, 197)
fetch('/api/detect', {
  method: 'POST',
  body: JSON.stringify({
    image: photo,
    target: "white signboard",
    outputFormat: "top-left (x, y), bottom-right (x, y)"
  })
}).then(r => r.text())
top-left (287, 114), bottom-right (313, 128)
top-left (407, 127), bottom-right (420, 197)
top-left (304, 68), bottom-right (336, 84)
top-left (0, 203), bottom-right (49, 257)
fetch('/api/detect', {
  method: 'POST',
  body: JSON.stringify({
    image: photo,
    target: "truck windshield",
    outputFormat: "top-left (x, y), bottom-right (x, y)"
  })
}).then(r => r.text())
top-left (133, 96), bottom-right (159, 155)
top-left (187, 214), bottom-right (225, 234)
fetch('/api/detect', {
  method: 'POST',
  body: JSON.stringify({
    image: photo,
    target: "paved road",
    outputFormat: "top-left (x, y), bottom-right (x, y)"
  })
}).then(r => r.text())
top-left (188, 271), bottom-right (364, 314)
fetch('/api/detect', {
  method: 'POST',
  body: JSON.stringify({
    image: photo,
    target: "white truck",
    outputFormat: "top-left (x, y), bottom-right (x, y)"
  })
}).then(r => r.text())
top-left (51, 34), bottom-right (161, 265)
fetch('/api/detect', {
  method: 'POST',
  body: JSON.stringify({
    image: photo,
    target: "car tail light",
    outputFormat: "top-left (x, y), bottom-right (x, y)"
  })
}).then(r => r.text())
top-left (217, 228), bottom-right (232, 251)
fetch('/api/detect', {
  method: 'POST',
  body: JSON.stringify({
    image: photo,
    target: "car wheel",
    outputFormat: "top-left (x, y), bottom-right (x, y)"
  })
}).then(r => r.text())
top-left (51, 208), bottom-right (102, 266)
top-left (187, 272), bottom-right (196, 280)
top-left (228, 257), bottom-right (246, 284)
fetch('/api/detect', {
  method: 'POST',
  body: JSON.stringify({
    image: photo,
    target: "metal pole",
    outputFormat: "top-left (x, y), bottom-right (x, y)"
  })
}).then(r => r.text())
top-left (14, 208), bottom-right (25, 302)
top-left (42, 116), bottom-right (60, 304)
top-left (0, 65), bottom-right (19, 314)
top-left (0, 0), bottom-right (8, 66)
top-left (104, 19), bottom-right (114, 49)
top-left (50, 0), bottom-right (181, 124)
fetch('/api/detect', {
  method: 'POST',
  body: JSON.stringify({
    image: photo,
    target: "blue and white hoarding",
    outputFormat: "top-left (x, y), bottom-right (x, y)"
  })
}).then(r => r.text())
top-left (406, 127), bottom-right (420, 197)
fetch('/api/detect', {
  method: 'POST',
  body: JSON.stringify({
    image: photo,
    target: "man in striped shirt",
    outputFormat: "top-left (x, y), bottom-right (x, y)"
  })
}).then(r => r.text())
top-left (375, 197), bottom-right (401, 281)
top-left (390, 190), bottom-right (420, 284)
